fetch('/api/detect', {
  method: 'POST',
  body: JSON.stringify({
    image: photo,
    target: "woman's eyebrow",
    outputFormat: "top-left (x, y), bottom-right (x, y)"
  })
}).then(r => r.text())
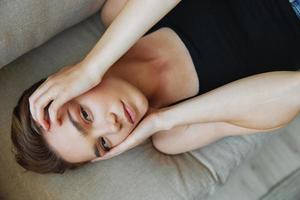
top-left (67, 109), bottom-right (102, 157)
top-left (67, 110), bottom-right (88, 137)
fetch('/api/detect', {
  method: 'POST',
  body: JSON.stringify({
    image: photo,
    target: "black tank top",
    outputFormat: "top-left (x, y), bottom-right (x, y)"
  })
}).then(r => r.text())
top-left (146, 0), bottom-right (300, 95)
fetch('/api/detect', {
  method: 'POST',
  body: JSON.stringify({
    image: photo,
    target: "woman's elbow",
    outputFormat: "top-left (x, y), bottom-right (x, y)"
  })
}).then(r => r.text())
top-left (151, 134), bottom-right (180, 155)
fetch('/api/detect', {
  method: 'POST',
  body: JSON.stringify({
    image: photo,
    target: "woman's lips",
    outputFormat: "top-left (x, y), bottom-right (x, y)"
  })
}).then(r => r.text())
top-left (122, 101), bottom-right (136, 125)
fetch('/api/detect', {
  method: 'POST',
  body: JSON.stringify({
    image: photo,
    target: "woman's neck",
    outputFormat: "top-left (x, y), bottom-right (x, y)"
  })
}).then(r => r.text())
top-left (103, 55), bottom-right (169, 108)
top-left (103, 28), bottom-right (200, 109)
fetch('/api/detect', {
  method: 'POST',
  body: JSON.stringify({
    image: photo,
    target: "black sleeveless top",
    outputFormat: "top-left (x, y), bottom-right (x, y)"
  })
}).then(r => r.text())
top-left (146, 0), bottom-right (300, 96)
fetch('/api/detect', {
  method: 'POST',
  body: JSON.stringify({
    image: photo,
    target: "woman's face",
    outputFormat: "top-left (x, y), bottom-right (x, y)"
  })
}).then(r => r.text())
top-left (43, 76), bottom-right (149, 163)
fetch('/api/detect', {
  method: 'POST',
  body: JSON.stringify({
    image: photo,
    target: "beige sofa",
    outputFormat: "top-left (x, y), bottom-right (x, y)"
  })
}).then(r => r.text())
top-left (0, 0), bottom-right (286, 199)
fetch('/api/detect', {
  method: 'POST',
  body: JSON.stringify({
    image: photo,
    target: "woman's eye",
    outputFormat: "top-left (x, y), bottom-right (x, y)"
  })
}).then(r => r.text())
top-left (100, 137), bottom-right (111, 152)
top-left (80, 106), bottom-right (92, 122)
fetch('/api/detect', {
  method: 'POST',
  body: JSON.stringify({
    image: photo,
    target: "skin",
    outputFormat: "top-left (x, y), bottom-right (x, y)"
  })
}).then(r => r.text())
top-left (41, 0), bottom-right (200, 162)
top-left (39, 0), bottom-right (246, 163)
top-left (43, 69), bottom-right (162, 163)
top-left (97, 0), bottom-right (300, 158)
top-left (42, 18), bottom-right (198, 162)
top-left (39, 0), bottom-right (200, 163)
top-left (42, 0), bottom-right (300, 162)
top-left (42, 19), bottom-right (202, 162)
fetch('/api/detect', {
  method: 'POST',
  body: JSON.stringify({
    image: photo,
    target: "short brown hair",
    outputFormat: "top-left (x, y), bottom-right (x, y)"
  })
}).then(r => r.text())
top-left (11, 79), bottom-right (88, 174)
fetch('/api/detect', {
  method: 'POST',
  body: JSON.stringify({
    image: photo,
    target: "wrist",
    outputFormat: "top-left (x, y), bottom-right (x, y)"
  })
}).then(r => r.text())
top-left (79, 59), bottom-right (105, 80)
top-left (156, 107), bottom-right (178, 131)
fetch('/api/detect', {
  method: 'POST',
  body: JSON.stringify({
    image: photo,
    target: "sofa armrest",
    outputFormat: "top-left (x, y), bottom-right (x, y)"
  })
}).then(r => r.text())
top-left (0, 0), bottom-right (105, 69)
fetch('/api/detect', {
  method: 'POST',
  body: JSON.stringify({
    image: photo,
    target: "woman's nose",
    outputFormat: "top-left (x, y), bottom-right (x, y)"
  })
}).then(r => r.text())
top-left (106, 112), bottom-right (121, 133)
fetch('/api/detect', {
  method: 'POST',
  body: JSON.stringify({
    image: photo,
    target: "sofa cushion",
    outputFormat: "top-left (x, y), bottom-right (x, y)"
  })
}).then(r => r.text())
top-left (0, 12), bottom-right (275, 200)
top-left (0, 0), bottom-right (105, 69)
top-left (259, 164), bottom-right (300, 199)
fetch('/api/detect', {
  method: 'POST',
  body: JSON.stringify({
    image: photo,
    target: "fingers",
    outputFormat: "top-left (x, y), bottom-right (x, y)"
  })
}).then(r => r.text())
top-left (29, 80), bottom-right (74, 129)
top-left (29, 83), bottom-right (70, 129)
top-left (91, 146), bottom-right (125, 162)
top-left (90, 117), bottom-right (157, 163)
top-left (48, 94), bottom-right (71, 126)
top-left (91, 138), bottom-right (136, 162)
top-left (34, 90), bottom-right (54, 130)
top-left (29, 80), bottom-right (53, 122)
top-left (28, 64), bottom-right (99, 131)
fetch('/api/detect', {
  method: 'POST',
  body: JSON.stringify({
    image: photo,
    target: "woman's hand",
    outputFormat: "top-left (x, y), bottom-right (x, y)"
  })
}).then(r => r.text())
top-left (28, 0), bottom-right (181, 131)
top-left (91, 107), bottom-right (171, 162)
top-left (29, 62), bottom-right (102, 130)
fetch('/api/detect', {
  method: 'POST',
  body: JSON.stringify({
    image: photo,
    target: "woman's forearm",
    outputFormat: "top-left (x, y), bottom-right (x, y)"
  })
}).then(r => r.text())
top-left (81, 0), bottom-right (181, 77)
top-left (161, 71), bottom-right (300, 131)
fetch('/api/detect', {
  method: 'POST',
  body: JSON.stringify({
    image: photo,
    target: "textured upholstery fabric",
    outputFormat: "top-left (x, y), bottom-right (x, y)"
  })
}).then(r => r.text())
top-left (0, 0), bottom-right (105, 69)
top-left (0, 12), bottom-right (277, 200)
top-left (260, 167), bottom-right (300, 200)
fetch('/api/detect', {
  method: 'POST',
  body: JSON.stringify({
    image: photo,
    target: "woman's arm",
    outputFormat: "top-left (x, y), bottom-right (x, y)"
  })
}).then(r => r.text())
top-left (151, 71), bottom-right (300, 155)
top-left (81, 0), bottom-right (181, 77)
top-left (159, 71), bottom-right (300, 131)
top-left (151, 120), bottom-right (277, 155)
top-left (29, 0), bottom-right (181, 129)
top-left (96, 71), bottom-right (300, 160)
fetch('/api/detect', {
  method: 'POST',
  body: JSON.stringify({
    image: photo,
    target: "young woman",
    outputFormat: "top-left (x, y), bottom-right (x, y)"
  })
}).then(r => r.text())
top-left (11, 0), bottom-right (300, 173)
